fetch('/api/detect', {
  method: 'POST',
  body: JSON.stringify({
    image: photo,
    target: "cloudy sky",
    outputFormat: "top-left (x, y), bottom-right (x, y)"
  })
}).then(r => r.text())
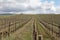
top-left (0, 0), bottom-right (60, 14)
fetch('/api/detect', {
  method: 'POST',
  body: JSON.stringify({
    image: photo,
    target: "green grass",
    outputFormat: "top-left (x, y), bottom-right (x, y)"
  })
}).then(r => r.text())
top-left (3, 25), bottom-right (32, 40)
top-left (0, 14), bottom-right (59, 40)
top-left (36, 21), bottom-right (52, 40)
top-left (2, 34), bottom-right (15, 40)
top-left (5, 20), bottom-right (33, 40)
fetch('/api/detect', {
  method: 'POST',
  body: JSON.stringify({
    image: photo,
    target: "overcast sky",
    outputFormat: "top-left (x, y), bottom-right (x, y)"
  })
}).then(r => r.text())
top-left (0, 0), bottom-right (60, 14)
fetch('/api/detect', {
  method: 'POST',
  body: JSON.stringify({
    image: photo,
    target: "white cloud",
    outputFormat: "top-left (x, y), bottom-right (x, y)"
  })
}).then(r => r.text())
top-left (41, 1), bottom-right (56, 13)
top-left (55, 6), bottom-right (60, 14)
top-left (0, 0), bottom-right (4, 2)
top-left (0, 0), bottom-right (58, 14)
top-left (50, 1), bottom-right (56, 11)
top-left (0, 3), bottom-right (3, 9)
top-left (29, 0), bottom-right (41, 7)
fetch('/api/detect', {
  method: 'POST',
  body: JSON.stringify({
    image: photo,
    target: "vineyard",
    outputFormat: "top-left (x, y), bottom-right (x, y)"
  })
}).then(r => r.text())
top-left (0, 14), bottom-right (60, 40)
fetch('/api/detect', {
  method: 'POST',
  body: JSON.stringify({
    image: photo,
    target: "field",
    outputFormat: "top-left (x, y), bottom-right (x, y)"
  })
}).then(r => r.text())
top-left (0, 14), bottom-right (60, 40)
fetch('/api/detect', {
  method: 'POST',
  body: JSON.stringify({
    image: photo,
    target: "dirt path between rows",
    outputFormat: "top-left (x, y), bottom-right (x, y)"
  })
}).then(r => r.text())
top-left (12, 18), bottom-right (34, 40)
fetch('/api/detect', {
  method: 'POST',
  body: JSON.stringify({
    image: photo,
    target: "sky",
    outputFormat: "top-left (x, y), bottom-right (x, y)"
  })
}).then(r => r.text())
top-left (0, 0), bottom-right (60, 14)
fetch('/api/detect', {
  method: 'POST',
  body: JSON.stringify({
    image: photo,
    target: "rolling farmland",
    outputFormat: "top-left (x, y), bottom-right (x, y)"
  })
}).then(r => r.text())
top-left (0, 14), bottom-right (60, 40)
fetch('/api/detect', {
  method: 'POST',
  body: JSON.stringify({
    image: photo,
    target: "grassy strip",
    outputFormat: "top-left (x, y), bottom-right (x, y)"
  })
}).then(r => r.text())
top-left (3, 19), bottom-right (33, 40)
top-left (36, 21), bottom-right (52, 40)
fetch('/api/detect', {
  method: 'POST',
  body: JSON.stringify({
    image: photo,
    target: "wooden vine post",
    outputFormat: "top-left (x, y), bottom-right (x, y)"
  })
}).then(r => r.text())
top-left (8, 21), bottom-right (10, 36)
top-left (58, 26), bottom-right (60, 37)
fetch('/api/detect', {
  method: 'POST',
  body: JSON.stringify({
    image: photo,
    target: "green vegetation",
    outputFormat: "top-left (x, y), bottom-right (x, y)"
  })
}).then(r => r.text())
top-left (0, 14), bottom-right (60, 40)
